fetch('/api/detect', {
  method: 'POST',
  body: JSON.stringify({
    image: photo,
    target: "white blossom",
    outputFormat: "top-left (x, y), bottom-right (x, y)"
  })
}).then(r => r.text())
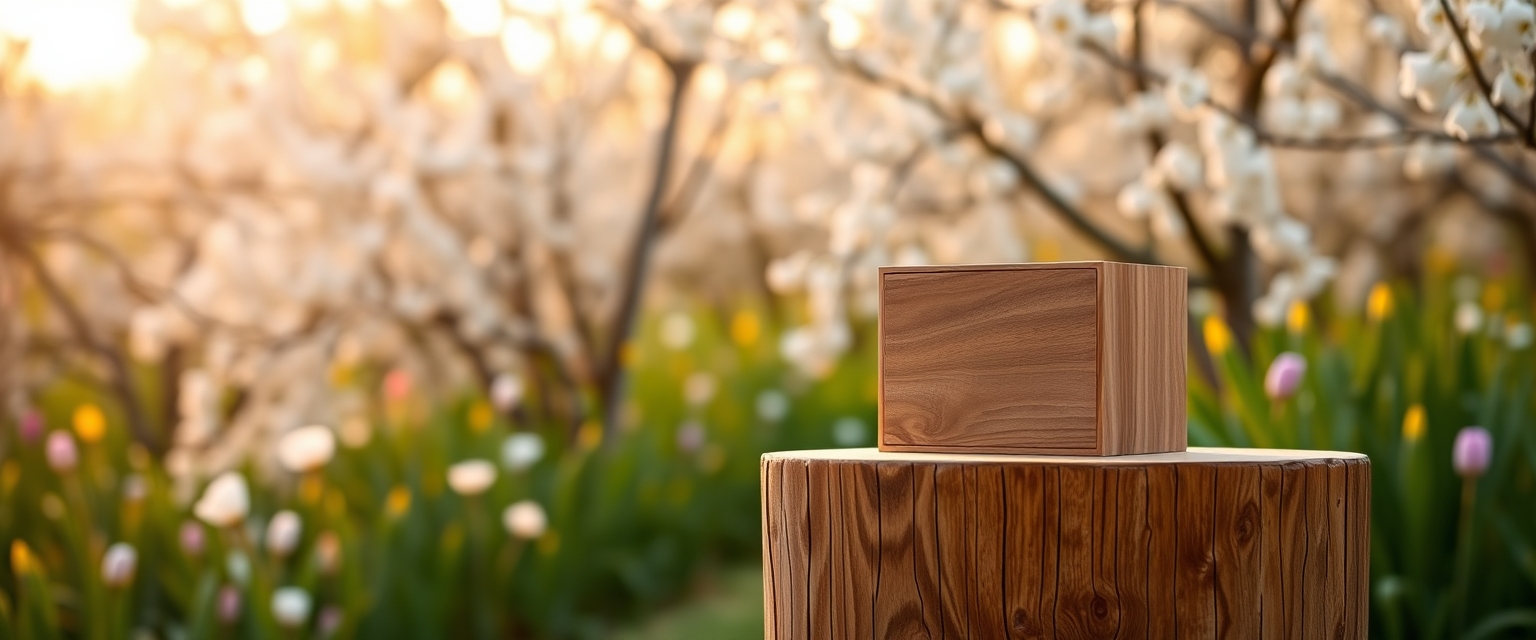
top-left (1445, 92), bottom-right (1501, 140)
top-left (447, 460), bottom-right (497, 496)
top-left (277, 425), bottom-right (336, 473)
top-left (1034, 0), bottom-right (1087, 44)
top-left (756, 389), bottom-right (790, 423)
top-left (1153, 142), bottom-right (1203, 191)
top-left (1399, 51), bottom-right (1460, 111)
top-left (1367, 14), bottom-right (1407, 48)
top-left (1455, 301), bottom-right (1485, 334)
top-left (503, 500), bottom-right (548, 539)
top-left (500, 433), bottom-right (545, 472)
top-left (490, 374), bottom-right (523, 412)
top-left (271, 587), bottom-right (312, 628)
top-left (1164, 69), bottom-right (1210, 121)
top-left (1493, 63), bottom-right (1535, 105)
top-left (265, 511), bottom-right (303, 558)
top-left (194, 473), bottom-right (250, 528)
top-left (101, 543), bottom-right (138, 588)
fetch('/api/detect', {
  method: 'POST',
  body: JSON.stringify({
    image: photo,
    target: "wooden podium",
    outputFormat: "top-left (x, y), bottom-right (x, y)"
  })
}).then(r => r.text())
top-left (760, 447), bottom-right (1370, 639)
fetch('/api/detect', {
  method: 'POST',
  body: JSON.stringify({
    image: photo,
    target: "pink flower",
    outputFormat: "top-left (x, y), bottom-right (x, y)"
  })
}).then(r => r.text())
top-left (217, 584), bottom-right (242, 624)
top-left (1453, 427), bottom-right (1493, 478)
top-left (382, 369), bottom-right (412, 401)
top-left (17, 409), bottom-right (43, 443)
top-left (180, 521), bottom-right (206, 558)
top-left (46, 431), bottom-right (78, 473)
top-left (1264, 352), bottom-right (1307, 401)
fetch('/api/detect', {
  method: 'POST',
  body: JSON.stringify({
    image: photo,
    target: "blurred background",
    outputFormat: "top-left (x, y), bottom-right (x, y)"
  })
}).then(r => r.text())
top-left (2, 0), bottom-right (1536, 637)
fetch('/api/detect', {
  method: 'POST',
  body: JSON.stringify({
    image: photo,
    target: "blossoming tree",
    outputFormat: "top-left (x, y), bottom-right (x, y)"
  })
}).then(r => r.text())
top-left (2, 0), bottom-right (1534, 471)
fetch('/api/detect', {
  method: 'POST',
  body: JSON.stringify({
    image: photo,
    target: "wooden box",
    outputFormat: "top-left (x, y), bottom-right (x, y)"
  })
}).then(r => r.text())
top-left (878, 261), bottom-right (1187, 456)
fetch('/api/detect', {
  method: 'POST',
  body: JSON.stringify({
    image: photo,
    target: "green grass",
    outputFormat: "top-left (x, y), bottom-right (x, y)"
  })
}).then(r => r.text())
top-left (614, 564), bottom-right (763, 640)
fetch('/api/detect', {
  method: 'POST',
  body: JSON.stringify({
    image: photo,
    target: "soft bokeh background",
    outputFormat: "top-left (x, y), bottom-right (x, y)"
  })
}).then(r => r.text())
top-left (4, 0), bottom-right (1536, 637)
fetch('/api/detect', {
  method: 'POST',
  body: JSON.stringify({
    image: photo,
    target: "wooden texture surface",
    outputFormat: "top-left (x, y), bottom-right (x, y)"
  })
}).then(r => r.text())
top-left (878, 262), bottom-right (1186, 456)
top-left (762, 448), bottom-right (1370, 639)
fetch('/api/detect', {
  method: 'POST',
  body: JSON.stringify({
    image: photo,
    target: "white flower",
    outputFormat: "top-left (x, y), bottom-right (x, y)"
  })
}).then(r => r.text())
top-left (832, 417), bottom-right (867, 447)
top-left (1507, 322), bottom-right (1533, 349)
top-left (1116, 180), bottom-right (1158, 219)
top-left (755, 390), bottom-right (790, 423)
top-left (1081, 13), bottom-right (1117, 50)
top-left (1153, 142), bottom-right (1203, 191)
top-left (447, 460), bottom-right (497, 496)
top-left (1165, 69), bottom-right (1210, 121)
top-left (500, 433), bottom-right (545, 472)
top-left (1252, 218), bottom-right (1312, 262)
top-left (1445, 92), bottom-right (1501, 140)
top-left (1455, 301), bottom-right (1485, 334)
top-left (271, 587), bottom-right (312, 628)
top-left (194, 473), bottom-right (250, 528)
top-left (660, 312), bottom-right (695, 350)
top-left (277, 425), bottom-right (336, 473)
top-left (1302, 97), bottom-right (1343, 137)
top-left (490, 374), bottom-right (523, 411)
top-left (503, 500), bottom-right (548, 539)
top-left (1034, 0), bottom-right (1087, 43)
top-left (101, 542), bottom-right (137, 588)
top-left (1494, 63), bottom-right (1534, 105)
top-left (265, 510), bottom-right (303, 558)
top-left (1295, 32), bottom-right (1335, 72)
top-left (1367, 14), bottom-right (1407, 48)
top-left (1399, 51), bottom-right (1460, 111)
top-left (1265, 60), bottom-right (1308, 97)
top-left (1471, 1), bottom-right (1535, 54)
top-left (683, 372), bottom-right (717, 406)
top-left (1417, 2), bottom-right (1450, 39)
top-left (1266, 97), bottom-right (1307, 135)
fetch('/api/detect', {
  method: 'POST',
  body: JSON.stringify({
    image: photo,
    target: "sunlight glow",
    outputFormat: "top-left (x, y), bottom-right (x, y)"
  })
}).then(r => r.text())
top-left (713, 3), bottom-right (755, 41)
top-left (820, 5), bottom-right (863, 50)
top-left (501, 17), bottom-right (554, 73)
top-left (443, 0), bottom-right (504, 36)
top-left (0, 0), bottom-right (148, 91)
top-left (562, 11), bottom-right (605, 49)
top-left (241, 0), bottom-right (292, 34)
top-left (996, 15), bottom-right (1039, 65)
top-left (508, 0), bottom-right (558, 16)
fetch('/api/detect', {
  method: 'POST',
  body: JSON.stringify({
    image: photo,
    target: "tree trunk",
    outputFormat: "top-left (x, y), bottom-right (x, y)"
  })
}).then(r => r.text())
top-left (762, 448), bottom-right (1370, 639)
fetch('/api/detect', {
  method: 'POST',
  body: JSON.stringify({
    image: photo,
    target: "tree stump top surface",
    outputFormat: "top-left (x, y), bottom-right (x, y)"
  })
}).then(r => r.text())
top-left (764, 446), bottom-right (1366, 465)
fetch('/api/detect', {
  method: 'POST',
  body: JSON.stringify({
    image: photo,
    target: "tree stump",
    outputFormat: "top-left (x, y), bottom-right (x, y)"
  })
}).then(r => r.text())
top-left (761, 447), bottom-right (1370, 639)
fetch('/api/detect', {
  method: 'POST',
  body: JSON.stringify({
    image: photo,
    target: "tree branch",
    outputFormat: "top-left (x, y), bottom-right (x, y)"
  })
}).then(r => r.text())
top-left (596, 59), bottom-right (697, 441)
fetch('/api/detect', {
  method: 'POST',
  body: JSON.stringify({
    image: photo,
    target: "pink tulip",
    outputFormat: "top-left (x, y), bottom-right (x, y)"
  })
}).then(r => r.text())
top-left (217, 584), bottom-right (242, 624)
top-left (180, 521), bottom-right (206, 558)
top-left (1453, 427), bottom-right (1493, 478)
top-left (1264, 352), bottom-right (1307, 401)
top-left (17, 409), bottom-right (43, 443)
top-left (46, 431), bottom-right (78, 473)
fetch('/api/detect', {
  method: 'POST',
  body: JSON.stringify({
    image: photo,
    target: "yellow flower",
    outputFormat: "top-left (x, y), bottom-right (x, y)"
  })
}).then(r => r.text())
top-left (1403, 404), bottom-right (1426, 444)
top-left (1484, 282), bottom-right (1507, 312)
top-left (1367, 283), bottom-right (1393, 322)
top-left (577, 420), bottom-right (603, 451)
top-left (468, 401), bottom-right (495, 433)
top-left (299, 475), bottom-right (324, 505)
top-left (10, 540), bottom-right (37, 575)
top-left (1286, 301), bottom-right (1311, 335)
top-left (1203, 316), bottom-right (1233, 356)
top-left (618, 341), bottom-right (638, 368)
top-left (730, 310), bottom-right (761, 347)
top-left (73, 404), bottom-right (106, 444)
top-left (385, 486), bottom-right (412, 518)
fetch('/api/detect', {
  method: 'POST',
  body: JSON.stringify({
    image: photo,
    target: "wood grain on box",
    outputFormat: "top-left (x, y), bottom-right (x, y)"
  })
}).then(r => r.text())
top-left (761, 448), bottom-right (1371, 640)
top-left (879, 261), bottom-right (1187, 456)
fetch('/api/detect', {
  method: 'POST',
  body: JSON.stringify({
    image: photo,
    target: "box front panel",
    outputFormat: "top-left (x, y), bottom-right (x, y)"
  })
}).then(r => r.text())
top-left (881, 268), bottom-right (1099, 452)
